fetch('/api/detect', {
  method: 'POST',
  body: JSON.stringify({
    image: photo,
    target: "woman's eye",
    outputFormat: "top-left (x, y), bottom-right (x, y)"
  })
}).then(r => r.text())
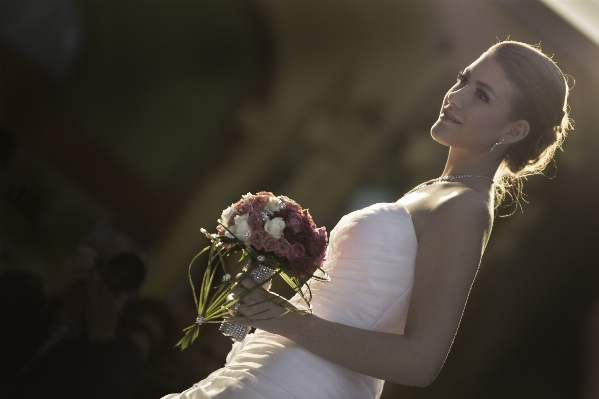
top-left (476, 88), bottom-right (489, 102)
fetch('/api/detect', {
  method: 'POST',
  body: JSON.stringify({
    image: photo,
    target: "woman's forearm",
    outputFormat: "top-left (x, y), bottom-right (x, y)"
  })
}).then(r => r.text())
top-left (276, 312), bottom-right (438, 387)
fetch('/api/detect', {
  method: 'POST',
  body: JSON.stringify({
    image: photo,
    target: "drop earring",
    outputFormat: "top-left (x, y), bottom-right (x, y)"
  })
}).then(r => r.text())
top-left (489, 137), bottom-right (505, 153)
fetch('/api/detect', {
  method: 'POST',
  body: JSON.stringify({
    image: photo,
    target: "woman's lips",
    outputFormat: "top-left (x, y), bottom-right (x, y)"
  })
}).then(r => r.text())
top-left (441, 111), bottom-right (461, 124)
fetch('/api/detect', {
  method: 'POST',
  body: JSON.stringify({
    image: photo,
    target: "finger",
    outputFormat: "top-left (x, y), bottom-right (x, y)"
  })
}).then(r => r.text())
top-left (235, 273), bottom-right (259, 289)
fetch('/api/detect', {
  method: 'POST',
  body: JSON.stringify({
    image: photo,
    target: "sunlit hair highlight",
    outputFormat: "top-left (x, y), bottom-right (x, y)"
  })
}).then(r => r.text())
top-left (484, 41), bottom-right (573, 209)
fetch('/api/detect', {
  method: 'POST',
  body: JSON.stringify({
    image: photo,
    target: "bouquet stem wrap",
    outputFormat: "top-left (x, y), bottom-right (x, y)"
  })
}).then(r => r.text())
top-left (219, 264), bottom-right (277, 341)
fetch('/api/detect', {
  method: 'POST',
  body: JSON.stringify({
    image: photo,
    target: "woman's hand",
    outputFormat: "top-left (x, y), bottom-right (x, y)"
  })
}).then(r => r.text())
top-left (224, 274), bottom-right (297, 334)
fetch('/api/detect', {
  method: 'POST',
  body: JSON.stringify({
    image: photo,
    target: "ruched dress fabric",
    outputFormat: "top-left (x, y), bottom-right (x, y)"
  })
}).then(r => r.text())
top-left (164, 202), bottom-right (418, 399)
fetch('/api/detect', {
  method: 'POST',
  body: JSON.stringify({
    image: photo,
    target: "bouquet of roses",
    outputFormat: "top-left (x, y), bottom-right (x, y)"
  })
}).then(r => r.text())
top-left (176, 191), bottom-right (328, 349)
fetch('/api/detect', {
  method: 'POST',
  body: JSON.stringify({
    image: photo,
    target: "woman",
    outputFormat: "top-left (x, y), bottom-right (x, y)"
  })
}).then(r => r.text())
top-left (164, 41), bottom-right (571, 398)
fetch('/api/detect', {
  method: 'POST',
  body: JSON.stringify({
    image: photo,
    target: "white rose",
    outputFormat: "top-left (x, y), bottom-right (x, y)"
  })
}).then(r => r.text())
top-left (266, 197), bottom-right (282, 213)
top-left (242, 192), bottom-right (254, 203)
top-left (219, 205), bottom-right (236, 226)
top-left (234, 214), bottom-right (252, 244)
top-left (264, 217), bottom-right (285, 239)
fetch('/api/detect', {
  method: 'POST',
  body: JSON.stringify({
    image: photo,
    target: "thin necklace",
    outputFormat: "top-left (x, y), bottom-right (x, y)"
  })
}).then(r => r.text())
top-left (405, 174), bottom-right (494, 196)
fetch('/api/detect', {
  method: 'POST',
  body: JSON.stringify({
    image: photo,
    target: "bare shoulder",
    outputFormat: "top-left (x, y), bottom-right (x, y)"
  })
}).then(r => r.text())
top-left (435, 187), bottom-right (492, 224)
top-left (402, 183), bottom-right (493, 241)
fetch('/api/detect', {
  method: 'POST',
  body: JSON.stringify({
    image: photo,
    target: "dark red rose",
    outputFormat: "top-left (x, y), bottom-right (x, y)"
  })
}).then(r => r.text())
top-left (301, 219), bottom-right (315, 236)
top-left (274, 239), bottom-right (291, 258)
top-left (304, 264), bottom-right (318, 276)
top-left (304, 212), bottom-right (316, 228)
top-left (293, 255), bottom-right (316, 274)
top-left (283, 227), bottom-right (295, 242)
top-left (290, 243), bottom-right (305, 261)
top-left (247, 211), bottom-right (263, 230)
top-left (273, 209), bottom-right (290, 219)
top-left (295, 231), bottom-right (308, 245)
top-left (264, 237), bottom-right (279, 252)
top-left (250, 229), bottom-right (267, 250)
top-left (309, 237), bottom-right (326, 255)
top-left (287, 211), bottom-right (302, 233)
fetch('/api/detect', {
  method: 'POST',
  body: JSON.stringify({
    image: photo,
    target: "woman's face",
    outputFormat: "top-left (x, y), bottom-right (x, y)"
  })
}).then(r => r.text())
top-left (430, 54), bottom-right (517, 153)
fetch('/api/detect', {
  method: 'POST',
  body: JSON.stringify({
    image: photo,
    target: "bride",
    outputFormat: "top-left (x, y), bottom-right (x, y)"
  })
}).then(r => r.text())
top-left (164, 41), bottom-right (571, 398)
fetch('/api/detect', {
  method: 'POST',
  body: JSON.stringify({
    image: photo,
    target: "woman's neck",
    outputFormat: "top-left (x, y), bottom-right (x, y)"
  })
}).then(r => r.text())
top-left (441, 147), bottom-right (502, 179)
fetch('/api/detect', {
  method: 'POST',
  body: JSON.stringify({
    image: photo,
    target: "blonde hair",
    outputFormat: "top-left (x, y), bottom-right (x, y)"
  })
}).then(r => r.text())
top-left (485, 41), bottom-right (573, 208)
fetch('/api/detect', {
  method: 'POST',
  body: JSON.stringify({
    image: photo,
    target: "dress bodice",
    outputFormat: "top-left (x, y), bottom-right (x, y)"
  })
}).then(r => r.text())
top-left (308, 202), bottom-right (418, 335)
top-left (164, 201), bottom-right (418, 399)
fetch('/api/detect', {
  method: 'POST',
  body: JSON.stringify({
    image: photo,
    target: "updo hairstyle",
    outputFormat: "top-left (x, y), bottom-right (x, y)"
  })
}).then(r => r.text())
top-left (485, 41), bottom-right (573, 205)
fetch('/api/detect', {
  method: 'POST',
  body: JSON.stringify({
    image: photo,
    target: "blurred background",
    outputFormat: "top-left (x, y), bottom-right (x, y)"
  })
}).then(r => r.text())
top-left (1, 0), bottom-right (598, 398)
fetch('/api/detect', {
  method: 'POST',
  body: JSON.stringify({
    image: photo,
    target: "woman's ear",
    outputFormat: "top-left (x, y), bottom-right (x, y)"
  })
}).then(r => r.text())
top-left (504, 120), bottom-right (530, 144)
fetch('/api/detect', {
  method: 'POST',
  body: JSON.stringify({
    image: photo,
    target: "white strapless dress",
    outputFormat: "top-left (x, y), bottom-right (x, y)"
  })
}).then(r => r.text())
top-left (164, 201), bottom-right (418, 399)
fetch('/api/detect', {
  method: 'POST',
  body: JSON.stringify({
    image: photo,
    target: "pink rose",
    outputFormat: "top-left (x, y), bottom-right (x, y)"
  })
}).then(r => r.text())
top-left (257, 191), bottom-right (275, 197)
top-left (237, 202), bottom-right (251, 214)
top-left (317, 227), bottom-right (328, 243)
top-left (227, 213), bottom-right (236, 227)
top-left (314, 252), bottom-right (326, 268)
top-left (264, 237), bottom-right (279, 252)
top-left (274, 239), bottom-right (291, 258)
top-left (290, 243), bottom-right (305, 261)
top-left (283, 200), bottom-right (300, 213)
top-left (247, 211), bottom-right (263, 230)
top-left (250, 229), bottom-right (267, 250)
top-left (287, 212), bottom-right (302, 233)
top-left (254, 193), bottom-right (271, 206)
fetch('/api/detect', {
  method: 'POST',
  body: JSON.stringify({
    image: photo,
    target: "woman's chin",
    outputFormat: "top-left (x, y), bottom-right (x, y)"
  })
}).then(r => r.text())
top-left (430, 122), bottom-right (451, 145)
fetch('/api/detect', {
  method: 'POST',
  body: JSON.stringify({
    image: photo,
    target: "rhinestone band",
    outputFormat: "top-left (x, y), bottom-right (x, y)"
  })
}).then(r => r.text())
top-left (260, 209), bottom-right (273, 222)
top-left (219, 321), bottom-right (251, 342)
top-left (195, 316), bottom-right (205, 325)
top-left (250, 264), bottom-right (276, 283)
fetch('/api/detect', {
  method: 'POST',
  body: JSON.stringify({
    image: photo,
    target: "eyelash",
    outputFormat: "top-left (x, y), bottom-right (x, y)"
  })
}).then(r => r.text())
top-left (456, 71), bottom-right (489, 103)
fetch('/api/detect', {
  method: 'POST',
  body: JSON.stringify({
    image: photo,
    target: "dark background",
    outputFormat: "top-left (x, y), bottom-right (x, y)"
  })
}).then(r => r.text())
top-left (1, 0), bottom-right (598, 397)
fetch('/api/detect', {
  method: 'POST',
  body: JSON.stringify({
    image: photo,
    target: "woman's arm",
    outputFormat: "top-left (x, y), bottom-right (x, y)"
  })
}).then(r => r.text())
top-left (231, 191), bottom-right (492, 387)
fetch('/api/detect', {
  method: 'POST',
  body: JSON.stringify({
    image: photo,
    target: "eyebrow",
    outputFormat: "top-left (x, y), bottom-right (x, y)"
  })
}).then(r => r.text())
top-left (464, 69), bottom-right (498, 99)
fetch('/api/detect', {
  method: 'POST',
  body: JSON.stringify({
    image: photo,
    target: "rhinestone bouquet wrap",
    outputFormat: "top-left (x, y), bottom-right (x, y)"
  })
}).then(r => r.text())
top-left (219, 263), bottom-right (277, 341)
top-left (176, 192), bottom-right (329, 350)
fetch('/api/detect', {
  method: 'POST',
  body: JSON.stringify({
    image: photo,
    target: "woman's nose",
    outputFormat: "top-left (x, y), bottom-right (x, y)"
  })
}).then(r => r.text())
top-left (447, 89), bottom-right (464, 109)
